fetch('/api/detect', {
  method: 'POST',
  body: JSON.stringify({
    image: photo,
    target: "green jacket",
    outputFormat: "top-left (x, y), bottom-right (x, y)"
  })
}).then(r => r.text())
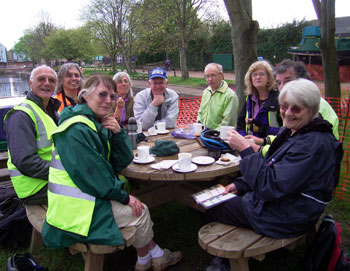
top-left (42, 103), bottom-right (134, 248)
top-left (197, 81), bottom-right (238, 130)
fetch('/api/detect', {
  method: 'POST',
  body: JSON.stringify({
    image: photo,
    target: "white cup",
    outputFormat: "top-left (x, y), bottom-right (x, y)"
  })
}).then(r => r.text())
top-left (155, 122), bottom-right (166, 132)
top-left (178, 153), bottom-right (192, 171)
top-left (219, 126), bottom-right (235, 140)
top-left (137, 121), bottom-right (143, 134)
top-left (137, 146), bottom-right (150, 162)
top-left (192, 123), bottom-right (203, 136)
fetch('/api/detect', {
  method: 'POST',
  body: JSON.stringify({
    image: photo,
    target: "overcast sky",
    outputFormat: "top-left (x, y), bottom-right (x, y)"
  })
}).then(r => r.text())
top-left (1, 0), bottom-right (349, 49)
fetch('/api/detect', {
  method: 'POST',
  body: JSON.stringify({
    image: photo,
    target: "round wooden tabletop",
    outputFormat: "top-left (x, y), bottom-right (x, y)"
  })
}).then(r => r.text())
top-left (121, 130), bottom-right (240, 181)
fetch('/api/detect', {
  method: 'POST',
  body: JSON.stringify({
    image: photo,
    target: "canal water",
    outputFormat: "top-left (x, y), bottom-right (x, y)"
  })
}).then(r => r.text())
top-left (0, 72), bottom-right (30, 98)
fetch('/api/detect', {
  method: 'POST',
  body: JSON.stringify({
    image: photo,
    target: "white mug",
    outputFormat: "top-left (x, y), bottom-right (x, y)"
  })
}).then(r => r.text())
top-left (137, 121), bottom-right (143, 134)
top-left (219, 126), bottom-right (235, 140)
top-left (192, 123), bottom-right (203, 136)
top-left (178, 153), bottom-right (192, 171)
top-left (137, 146), bottom-right (150, 162)
top-left (155, 122), bottom-right (166, 132)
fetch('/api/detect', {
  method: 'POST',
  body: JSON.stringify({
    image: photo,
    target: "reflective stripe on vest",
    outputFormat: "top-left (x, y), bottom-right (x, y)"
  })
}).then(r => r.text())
top-left (46, 115), bottom-right (105, 237)
top-left (268, 111), bottom-right (280, 128)
top-left (5, 99), bottom-right (57, 198)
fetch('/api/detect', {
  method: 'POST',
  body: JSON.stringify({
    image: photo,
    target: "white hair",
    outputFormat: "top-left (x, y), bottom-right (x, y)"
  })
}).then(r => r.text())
top-left (279, 78), bottom-right (321, 119)
top-left (30, 65), bottom-right (57, 82)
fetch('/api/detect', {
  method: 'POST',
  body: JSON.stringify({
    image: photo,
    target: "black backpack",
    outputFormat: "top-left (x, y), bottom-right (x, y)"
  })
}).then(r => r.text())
top-left (307, 214), bottom-right (350, 271)
top-left (0, 187), bottom-right (32, 248)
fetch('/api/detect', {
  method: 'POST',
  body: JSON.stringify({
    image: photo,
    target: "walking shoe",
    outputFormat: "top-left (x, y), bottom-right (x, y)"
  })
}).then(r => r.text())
top-left (135, 259), bottom-right (152, 271)
top-left (152, 248), bottom-right (183, 271)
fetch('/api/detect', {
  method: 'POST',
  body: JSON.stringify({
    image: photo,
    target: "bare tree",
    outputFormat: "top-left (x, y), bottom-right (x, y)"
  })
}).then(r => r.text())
top-left (223, 0), bottom-right (258, 110)
top-left (169, 0), bottom-right (207, 79)
top-left (312, 0), bottom-right (340, 98)
top-left (82, 0), bottom-right (134, 73)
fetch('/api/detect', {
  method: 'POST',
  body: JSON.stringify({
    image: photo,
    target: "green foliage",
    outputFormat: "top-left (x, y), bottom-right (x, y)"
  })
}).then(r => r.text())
top-left (257, 20), bottom-right (311, 64)
top-left (44, 27), bottom-right (95, 62)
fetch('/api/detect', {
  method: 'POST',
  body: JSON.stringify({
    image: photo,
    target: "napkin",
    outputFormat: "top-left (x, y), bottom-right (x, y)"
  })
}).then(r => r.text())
top-left (215, 153), bottom-right (241, 166)
top-left (151, 160), bottom-right (178, 170)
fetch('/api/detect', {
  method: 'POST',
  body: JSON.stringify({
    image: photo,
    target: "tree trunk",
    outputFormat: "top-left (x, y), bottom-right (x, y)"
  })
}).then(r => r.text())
top-left (312, 0), bottom-right (340, 98)
top-left (223, 0), bottom-right (258, 112)
top-left (121, 46), bottom-right (132, 74)
top-left (179, 46), bottom-right (189, 79)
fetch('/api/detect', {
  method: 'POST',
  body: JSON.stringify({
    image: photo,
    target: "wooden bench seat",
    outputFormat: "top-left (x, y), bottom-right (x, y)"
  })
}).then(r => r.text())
top-left (198, 222), bottom-right (313, 271)
top-left (25, 204), bottom-right (136, 271)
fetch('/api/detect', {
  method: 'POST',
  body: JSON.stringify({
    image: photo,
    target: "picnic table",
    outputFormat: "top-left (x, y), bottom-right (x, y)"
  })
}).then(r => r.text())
top-left (121, 129), bottom-right (240, 211)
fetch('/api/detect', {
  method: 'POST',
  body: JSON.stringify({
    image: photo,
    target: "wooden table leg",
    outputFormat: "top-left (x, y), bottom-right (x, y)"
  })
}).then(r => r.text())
top-left (230, 257), bottom-right (249, 271)
top-left (84, 251), bottom-right (104, 271)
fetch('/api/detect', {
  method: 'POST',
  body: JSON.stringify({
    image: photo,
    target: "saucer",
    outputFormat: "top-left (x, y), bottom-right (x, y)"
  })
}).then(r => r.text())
top-left (192, 156), bottom-right (215, 165)
top-left (133, 156), bottom-right (155, 164)
top-left (156, 129), bottom-right (169, 135)
top-left (172, 163), bottom-right (197, 173)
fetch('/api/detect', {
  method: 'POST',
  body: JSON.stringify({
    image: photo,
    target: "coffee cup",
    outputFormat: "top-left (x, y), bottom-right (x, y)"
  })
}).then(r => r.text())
top-left (178, 153), bottom-right (192, 171)
top-left (155, 122), bottom-right (166, 132)
top-left (192, 123), bottom-right (203, 136)
top-left (137, 146), bottom-right (150, 162)
top-left (137, 121), bottom-right (143, 134)
top-left (219, 126), bottom-right (235, 140)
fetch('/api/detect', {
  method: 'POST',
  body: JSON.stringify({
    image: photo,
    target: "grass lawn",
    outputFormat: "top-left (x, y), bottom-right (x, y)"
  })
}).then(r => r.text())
top-left (81, 69), bottom-right (235, 89)
top-left (0, 197), bottom-right (349, 271)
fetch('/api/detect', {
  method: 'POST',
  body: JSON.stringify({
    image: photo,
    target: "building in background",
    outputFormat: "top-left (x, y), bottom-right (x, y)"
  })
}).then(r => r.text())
top-left (0, 43), bottom-right (7, 68)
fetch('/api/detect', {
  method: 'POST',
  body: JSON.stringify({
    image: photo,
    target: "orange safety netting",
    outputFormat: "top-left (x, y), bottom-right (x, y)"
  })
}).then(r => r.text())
top-left (176, 94), bottom-right (350, 201)
top-left (176, 97), bottom-right (202, 128)
top-left (326, 94), bottom-right (350, 201)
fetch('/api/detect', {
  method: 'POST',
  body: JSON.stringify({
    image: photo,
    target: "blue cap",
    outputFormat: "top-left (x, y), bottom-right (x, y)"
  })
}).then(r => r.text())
top-left (149, 67), bottom-right (168, 80)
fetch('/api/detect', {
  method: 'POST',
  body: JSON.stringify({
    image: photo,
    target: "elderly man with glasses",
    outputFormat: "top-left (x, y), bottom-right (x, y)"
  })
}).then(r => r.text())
top-left (197, 63), bottom-right (238, 130)
top-left (4, 65), bottom-right (60, 205)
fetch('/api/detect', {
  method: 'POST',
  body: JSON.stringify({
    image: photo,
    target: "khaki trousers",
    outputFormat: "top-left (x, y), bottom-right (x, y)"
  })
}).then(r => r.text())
top-left (111, 200), bottom-right (154, 248)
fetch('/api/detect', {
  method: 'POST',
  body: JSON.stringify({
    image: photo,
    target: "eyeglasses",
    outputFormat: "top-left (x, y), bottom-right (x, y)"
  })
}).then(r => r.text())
top-left (65, 72), bottom-right (81, 79)
top-left (117, 79), bottom-right (130, 84)
top-left (94, 91), bottom-right (117, 101)
top-left (252, 72), bottom-right (266, 78)
top-left (35, 76), bottom-right (57, 84)
top-left (204, 73), bottom-right (219, 79)
top-left (280, 103), bottom-right (303, 114)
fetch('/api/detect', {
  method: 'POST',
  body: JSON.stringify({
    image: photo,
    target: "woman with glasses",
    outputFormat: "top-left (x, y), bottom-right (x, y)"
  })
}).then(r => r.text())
top-left (55, 63), bottom-right (84, 113)
top-left (237, 60), bottom-right (282, 140)
top-left (207, 79), bottom-right (342, 239)
top-left (42, 74), bottom-right (183, 271)
top-left (112, 71), bottom-right (134, 126)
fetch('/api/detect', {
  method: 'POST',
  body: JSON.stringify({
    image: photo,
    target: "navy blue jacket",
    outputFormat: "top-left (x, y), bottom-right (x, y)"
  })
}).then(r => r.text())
top-left (235, 118), bottom-right (343, 238)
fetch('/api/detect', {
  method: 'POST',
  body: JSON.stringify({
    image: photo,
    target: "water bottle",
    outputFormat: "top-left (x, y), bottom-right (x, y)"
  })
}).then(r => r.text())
top-left (128, 117), bottom-right (138, 149)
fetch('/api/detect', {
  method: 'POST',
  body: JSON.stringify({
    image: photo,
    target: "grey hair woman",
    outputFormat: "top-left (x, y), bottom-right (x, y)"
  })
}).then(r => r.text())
top-left (112, 71), bottom-right (135, 125)
top-left (43, 74), bottom-right (183, 271)
top-left (55, 63), bottom-right (84, 113)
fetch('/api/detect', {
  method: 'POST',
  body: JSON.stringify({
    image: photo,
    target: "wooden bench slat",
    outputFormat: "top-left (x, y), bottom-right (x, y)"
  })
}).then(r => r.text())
top-left (207, 227), bottom-right (263, 258)
top-left (198, 222), bottom-right (236, 251)
top-left (244, 234), bottom-right (305, 258)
